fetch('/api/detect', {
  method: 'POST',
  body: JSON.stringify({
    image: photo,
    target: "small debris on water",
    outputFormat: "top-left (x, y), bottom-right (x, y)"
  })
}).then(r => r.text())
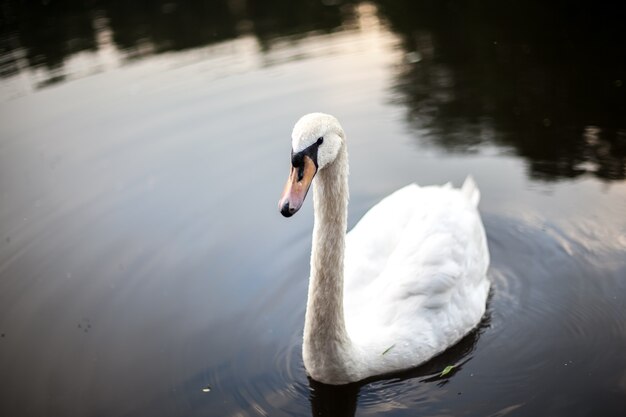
top-left (201, 385), bottom-right (212, 393)
top-left (440, 365), bottom-right (456, 377)
top-left (78, 318), bottom-right (91, 333)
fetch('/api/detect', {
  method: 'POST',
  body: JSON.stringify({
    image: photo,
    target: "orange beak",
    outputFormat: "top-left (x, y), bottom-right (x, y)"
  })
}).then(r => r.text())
top-left (278, 155), bottom-right (317, 217)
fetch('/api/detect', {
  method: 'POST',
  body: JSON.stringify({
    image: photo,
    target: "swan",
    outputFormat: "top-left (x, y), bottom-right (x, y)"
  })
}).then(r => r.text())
top-left (278, 113), bottom-right (490, 385)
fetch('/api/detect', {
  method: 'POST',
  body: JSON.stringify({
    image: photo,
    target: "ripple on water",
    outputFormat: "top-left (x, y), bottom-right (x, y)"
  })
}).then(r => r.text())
top-left (200, 292), bottom-right (311, 416)
top-left (202, 343), bottom-right (310, 417)
top-left (473, 215), bottom-right (626, 413)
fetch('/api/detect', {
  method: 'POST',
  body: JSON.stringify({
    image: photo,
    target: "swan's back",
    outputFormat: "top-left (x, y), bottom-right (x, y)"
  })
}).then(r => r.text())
top-left (343, 178), bottom-right (489, 372)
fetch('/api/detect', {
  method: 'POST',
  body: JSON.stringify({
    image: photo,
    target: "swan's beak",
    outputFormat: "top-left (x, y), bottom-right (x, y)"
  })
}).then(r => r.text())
top-left (279, 155), bottom-right (317, 217)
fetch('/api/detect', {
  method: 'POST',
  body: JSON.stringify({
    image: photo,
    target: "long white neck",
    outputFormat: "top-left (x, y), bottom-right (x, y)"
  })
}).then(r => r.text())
top-left (302, 144), bottom-right (355, 383)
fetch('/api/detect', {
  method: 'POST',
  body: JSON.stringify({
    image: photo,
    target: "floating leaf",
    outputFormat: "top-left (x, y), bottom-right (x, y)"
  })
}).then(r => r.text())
top-left (381, 344), bottom-right (395, 355)
top-left (440, 365), bottom-right (455, 377)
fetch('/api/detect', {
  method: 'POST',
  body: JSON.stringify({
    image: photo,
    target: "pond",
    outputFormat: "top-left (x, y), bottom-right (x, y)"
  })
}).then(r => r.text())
top-left (1, 1), bottom-right (625, 416)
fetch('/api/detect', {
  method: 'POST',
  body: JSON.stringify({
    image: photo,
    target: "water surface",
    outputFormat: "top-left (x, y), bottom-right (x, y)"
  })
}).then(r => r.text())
top-left (1, 1), bottom-right (625, 416)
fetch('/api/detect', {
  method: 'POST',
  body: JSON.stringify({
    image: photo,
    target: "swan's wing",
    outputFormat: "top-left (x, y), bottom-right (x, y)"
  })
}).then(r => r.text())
top-left (344, 184), bottom-right (422, 292)
top-left (344, 180), bottom-right (489, 349)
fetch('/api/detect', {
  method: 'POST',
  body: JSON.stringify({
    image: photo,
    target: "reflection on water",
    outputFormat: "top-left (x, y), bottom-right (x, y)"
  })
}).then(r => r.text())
top-left (1, 1), bottom-right (626, 417)
top-left (2, 1), bottom-right (625, 181)
top-left (379, 0), bottom-right (626, 181)
top-left (309, 315), bottom-right (487, 417)
top-left (0, 0), bottom-right (351, 93)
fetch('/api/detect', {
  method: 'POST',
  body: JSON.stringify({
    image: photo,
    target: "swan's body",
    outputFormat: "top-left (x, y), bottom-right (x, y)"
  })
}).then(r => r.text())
top-left (279, 113), bottom-right (490, 385)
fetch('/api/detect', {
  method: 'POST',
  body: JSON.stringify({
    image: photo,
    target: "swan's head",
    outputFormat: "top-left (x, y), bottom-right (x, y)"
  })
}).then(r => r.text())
top-left (278, 113), bottom-right (345, 217)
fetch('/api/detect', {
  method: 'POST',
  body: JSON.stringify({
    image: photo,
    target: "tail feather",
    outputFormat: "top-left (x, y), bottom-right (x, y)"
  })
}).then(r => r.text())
top-left (461, 175), bottom-right (480, 206)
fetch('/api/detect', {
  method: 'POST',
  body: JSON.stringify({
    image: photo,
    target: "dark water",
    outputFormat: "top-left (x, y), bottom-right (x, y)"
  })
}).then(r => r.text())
top-left (1, 1), bottom-right (625, 416)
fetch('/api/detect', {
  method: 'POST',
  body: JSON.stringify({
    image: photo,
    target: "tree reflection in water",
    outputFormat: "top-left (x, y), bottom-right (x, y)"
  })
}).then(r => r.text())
top-left (378, 0), bottom-right (626, 181)
top-left (2, 1), bottom-right (623, 180)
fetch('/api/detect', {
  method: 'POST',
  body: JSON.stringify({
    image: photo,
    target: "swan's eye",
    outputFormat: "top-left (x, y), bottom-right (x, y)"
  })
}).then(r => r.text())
top-left (317, 137), bottom-right (324, 145)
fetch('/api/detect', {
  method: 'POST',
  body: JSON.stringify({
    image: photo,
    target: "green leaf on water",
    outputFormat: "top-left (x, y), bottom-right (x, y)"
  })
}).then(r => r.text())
top-left (440, 365), bottom-right (455, 377)
top-left (381, 344), bottom-right (395, 355)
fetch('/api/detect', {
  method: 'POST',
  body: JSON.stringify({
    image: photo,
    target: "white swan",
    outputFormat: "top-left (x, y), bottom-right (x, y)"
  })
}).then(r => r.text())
top-left (278, 113), bottom-right (490, 385)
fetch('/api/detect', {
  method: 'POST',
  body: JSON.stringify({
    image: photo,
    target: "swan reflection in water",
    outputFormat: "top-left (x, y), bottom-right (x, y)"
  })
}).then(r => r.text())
top-left (307, 314), bottom-right (490, 417)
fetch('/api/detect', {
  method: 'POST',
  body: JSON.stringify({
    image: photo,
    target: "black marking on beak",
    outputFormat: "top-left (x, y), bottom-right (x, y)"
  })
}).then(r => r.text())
top-left (280, 201), bottom-right (295, 217)
top-left (291, 139), bottom-right (322, 174)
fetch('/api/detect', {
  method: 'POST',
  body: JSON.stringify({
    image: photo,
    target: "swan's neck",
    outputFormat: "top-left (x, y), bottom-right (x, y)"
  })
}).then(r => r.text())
top-left (303, 144), bottom-right (354, 381)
